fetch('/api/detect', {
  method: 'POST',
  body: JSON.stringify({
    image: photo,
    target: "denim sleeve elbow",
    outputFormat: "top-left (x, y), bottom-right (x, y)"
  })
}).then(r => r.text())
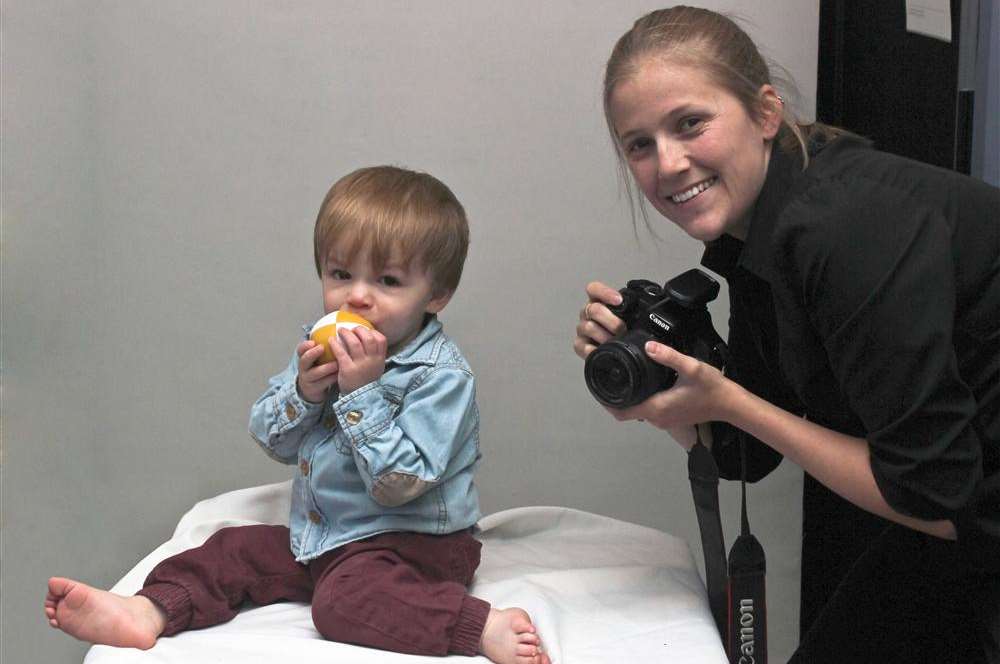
top-left (336, 367), bottom-right (477, 506)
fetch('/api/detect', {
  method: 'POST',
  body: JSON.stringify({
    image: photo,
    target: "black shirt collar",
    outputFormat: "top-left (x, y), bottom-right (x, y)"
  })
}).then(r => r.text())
top-left (701, 141), bottom-right (803, 283)
top-left (701, 133), bottom-right (873, 284)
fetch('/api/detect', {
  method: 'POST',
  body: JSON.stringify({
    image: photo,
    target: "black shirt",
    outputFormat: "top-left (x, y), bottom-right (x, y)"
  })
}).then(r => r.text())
top-left (702, 135), bottom-right (999, 576)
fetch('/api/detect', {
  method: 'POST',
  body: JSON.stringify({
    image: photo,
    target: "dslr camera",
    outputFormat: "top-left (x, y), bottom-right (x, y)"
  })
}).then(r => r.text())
top-left (584, 268), bottom-right (729, 408)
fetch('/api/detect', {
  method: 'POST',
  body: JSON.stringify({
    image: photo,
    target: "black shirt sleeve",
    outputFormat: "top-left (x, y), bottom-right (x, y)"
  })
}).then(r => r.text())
top-left (775, 176), bottom-right (983, 524)
top-left (708, 346), bottom-right (785, 483)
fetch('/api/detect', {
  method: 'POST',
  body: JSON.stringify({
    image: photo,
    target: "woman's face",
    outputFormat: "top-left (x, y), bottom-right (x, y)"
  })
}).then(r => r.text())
top-left (609, 60), bottom-right (780, 242)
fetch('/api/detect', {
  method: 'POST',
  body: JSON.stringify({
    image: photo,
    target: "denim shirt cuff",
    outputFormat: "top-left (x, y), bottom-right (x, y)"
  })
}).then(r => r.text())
top-left (275, 379), bottom-right (323, 430)
top-left (333, 382), bottom-right (393, 447)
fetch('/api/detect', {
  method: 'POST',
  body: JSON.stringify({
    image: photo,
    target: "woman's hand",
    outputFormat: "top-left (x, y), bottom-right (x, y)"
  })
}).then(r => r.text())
top-left (573, 281), bottom-right (626, 359)
top-left (609, 341), bottom-right (734, 431)
top-left (574, 282), bottom-right (732, 451)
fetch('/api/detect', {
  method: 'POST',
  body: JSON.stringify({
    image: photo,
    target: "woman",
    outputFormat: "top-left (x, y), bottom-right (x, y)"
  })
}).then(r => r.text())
top-left (574, 6), bottom-right (999, 663)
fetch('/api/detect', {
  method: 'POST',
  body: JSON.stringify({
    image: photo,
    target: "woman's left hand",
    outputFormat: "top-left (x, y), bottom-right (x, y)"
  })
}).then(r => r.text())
top-left (606, 340), bottom-right (734, 433)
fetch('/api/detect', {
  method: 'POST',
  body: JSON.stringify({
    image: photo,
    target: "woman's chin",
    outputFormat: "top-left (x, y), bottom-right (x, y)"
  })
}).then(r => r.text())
top-left (668, 215), bottom-right (727, 243)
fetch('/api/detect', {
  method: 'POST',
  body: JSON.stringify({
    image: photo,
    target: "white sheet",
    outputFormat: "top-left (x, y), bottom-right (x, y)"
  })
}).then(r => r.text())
top-left (84, 481), bottom-right (727, 663)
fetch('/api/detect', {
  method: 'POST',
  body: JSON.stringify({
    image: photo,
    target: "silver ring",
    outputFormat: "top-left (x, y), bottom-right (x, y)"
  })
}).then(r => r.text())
top-left (585, 303), bottom-right (594, 321)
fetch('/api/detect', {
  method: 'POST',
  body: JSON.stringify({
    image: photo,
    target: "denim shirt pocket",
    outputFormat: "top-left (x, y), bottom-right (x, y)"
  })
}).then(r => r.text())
top-left (330, 385), bottom-right (404, 454)
top-left (379, 384), bottom-right (405, 417)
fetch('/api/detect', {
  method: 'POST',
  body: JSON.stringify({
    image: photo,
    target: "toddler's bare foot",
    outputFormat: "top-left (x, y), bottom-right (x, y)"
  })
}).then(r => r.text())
top-left (480, 607), bottom-right (551, 664)
top-left (44, 577), bottom-right (166, 649)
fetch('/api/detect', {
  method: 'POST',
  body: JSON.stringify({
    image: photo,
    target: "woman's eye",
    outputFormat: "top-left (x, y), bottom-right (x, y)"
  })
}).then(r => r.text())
top-left (625, 138), bottom-right (652, 155)
top-left (680, 117), bottom-right (704, 133)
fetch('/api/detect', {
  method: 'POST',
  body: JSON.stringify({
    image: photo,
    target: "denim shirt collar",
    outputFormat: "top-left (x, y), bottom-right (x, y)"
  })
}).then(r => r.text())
top-left (387, 315), bottom-right (443, 367)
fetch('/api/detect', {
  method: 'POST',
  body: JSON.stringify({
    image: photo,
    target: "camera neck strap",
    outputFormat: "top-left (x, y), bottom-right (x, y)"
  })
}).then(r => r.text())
top-left (687, 439), bottom-right (729, 637)
top-left (687, 436), bottom-right (767, 664)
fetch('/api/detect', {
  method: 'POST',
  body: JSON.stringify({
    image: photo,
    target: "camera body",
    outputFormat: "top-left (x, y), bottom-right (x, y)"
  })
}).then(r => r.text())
top-left (584, 268), bottom-right (728, 408)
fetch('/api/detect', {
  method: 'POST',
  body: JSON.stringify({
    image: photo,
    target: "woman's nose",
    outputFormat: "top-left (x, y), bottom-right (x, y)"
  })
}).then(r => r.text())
top-left (656, 139), bottom-right (688, 176)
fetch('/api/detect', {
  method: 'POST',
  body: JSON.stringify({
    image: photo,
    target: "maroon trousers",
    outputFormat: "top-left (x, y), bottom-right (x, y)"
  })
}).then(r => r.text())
top-left (136, 524), bottom-right (491, 656)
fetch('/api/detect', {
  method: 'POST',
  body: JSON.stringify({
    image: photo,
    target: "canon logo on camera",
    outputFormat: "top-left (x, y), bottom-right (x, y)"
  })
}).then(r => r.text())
top-left (647, 312), bottom-right (672, 333)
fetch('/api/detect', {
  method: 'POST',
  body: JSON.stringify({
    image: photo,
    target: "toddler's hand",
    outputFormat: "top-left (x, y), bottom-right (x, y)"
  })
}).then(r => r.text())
top-left (330, 326), bottom-right (387, 395)
top-left (296, 340), bottom-right (339, 403)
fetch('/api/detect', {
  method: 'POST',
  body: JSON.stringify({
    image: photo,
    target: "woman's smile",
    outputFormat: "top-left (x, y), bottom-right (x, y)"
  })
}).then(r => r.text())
top-left (667, 176), bottom-right (719, 205)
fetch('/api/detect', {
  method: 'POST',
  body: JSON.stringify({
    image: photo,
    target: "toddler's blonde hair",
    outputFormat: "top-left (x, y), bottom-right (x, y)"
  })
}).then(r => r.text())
top-left (313, 166), bottom-right (469, 294)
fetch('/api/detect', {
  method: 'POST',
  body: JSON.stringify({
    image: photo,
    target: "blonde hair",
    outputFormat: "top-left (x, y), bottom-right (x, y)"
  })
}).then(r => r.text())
top-left (313, 166), bottom-right (469, 294)
top-left (603, 6), bottom-right (846, 225)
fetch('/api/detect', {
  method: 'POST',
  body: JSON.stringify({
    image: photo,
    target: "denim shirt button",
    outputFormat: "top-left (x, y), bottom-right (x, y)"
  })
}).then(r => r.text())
top-left (284, 403), bottom-right (297, 420)
top-left (299, 460), bottom-right (310, 476)
top-left (323, 415), bottom-right (337, 429)
top-left (308, 510), bottom-right (322, 524)
top-left (346, 410), bottom-right (363, 425)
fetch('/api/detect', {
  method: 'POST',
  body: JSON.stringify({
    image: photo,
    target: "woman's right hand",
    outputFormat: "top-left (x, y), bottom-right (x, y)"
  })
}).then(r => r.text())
top-left (573, 281), bottom-right (626, 359)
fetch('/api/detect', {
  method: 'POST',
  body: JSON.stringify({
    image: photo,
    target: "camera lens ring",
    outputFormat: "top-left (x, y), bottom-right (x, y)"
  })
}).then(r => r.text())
top-left (584, 339), bottom-right (651, 408)
top-left (585, 331), bottom-right (678, 408)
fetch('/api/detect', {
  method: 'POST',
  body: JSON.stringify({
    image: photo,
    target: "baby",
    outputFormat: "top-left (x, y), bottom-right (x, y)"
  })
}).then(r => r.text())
top-left (46, 166), bottom-right (549, 664)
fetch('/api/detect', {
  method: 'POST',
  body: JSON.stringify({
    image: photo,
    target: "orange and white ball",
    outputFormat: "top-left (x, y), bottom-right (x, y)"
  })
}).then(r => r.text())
top-left (309, 311), bottom-right (374, 364)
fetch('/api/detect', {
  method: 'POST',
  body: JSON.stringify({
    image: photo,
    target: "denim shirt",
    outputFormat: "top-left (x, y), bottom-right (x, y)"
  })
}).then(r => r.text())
top-left (249, 316), bottom-right (482, 562)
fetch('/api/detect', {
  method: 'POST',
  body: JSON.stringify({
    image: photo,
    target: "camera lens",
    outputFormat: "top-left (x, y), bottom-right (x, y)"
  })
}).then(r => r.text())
top-left (586, 348), bottom-right (637, 405)
top-left (584, 331), bottom-right (675, 408)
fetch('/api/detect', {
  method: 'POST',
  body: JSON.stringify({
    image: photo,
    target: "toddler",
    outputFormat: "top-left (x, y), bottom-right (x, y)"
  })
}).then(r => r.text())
top-left (45, 166), bottom-right (549, 664)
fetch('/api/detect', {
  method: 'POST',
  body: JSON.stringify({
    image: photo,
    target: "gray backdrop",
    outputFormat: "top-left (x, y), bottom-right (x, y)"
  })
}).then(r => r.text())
top-left (2, 2), bottom-right (818, 662)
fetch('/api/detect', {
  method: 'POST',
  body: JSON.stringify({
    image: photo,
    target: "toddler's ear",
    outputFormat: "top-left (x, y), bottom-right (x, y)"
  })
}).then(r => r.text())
top-left (426, 289), bottom-right (453, 314)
